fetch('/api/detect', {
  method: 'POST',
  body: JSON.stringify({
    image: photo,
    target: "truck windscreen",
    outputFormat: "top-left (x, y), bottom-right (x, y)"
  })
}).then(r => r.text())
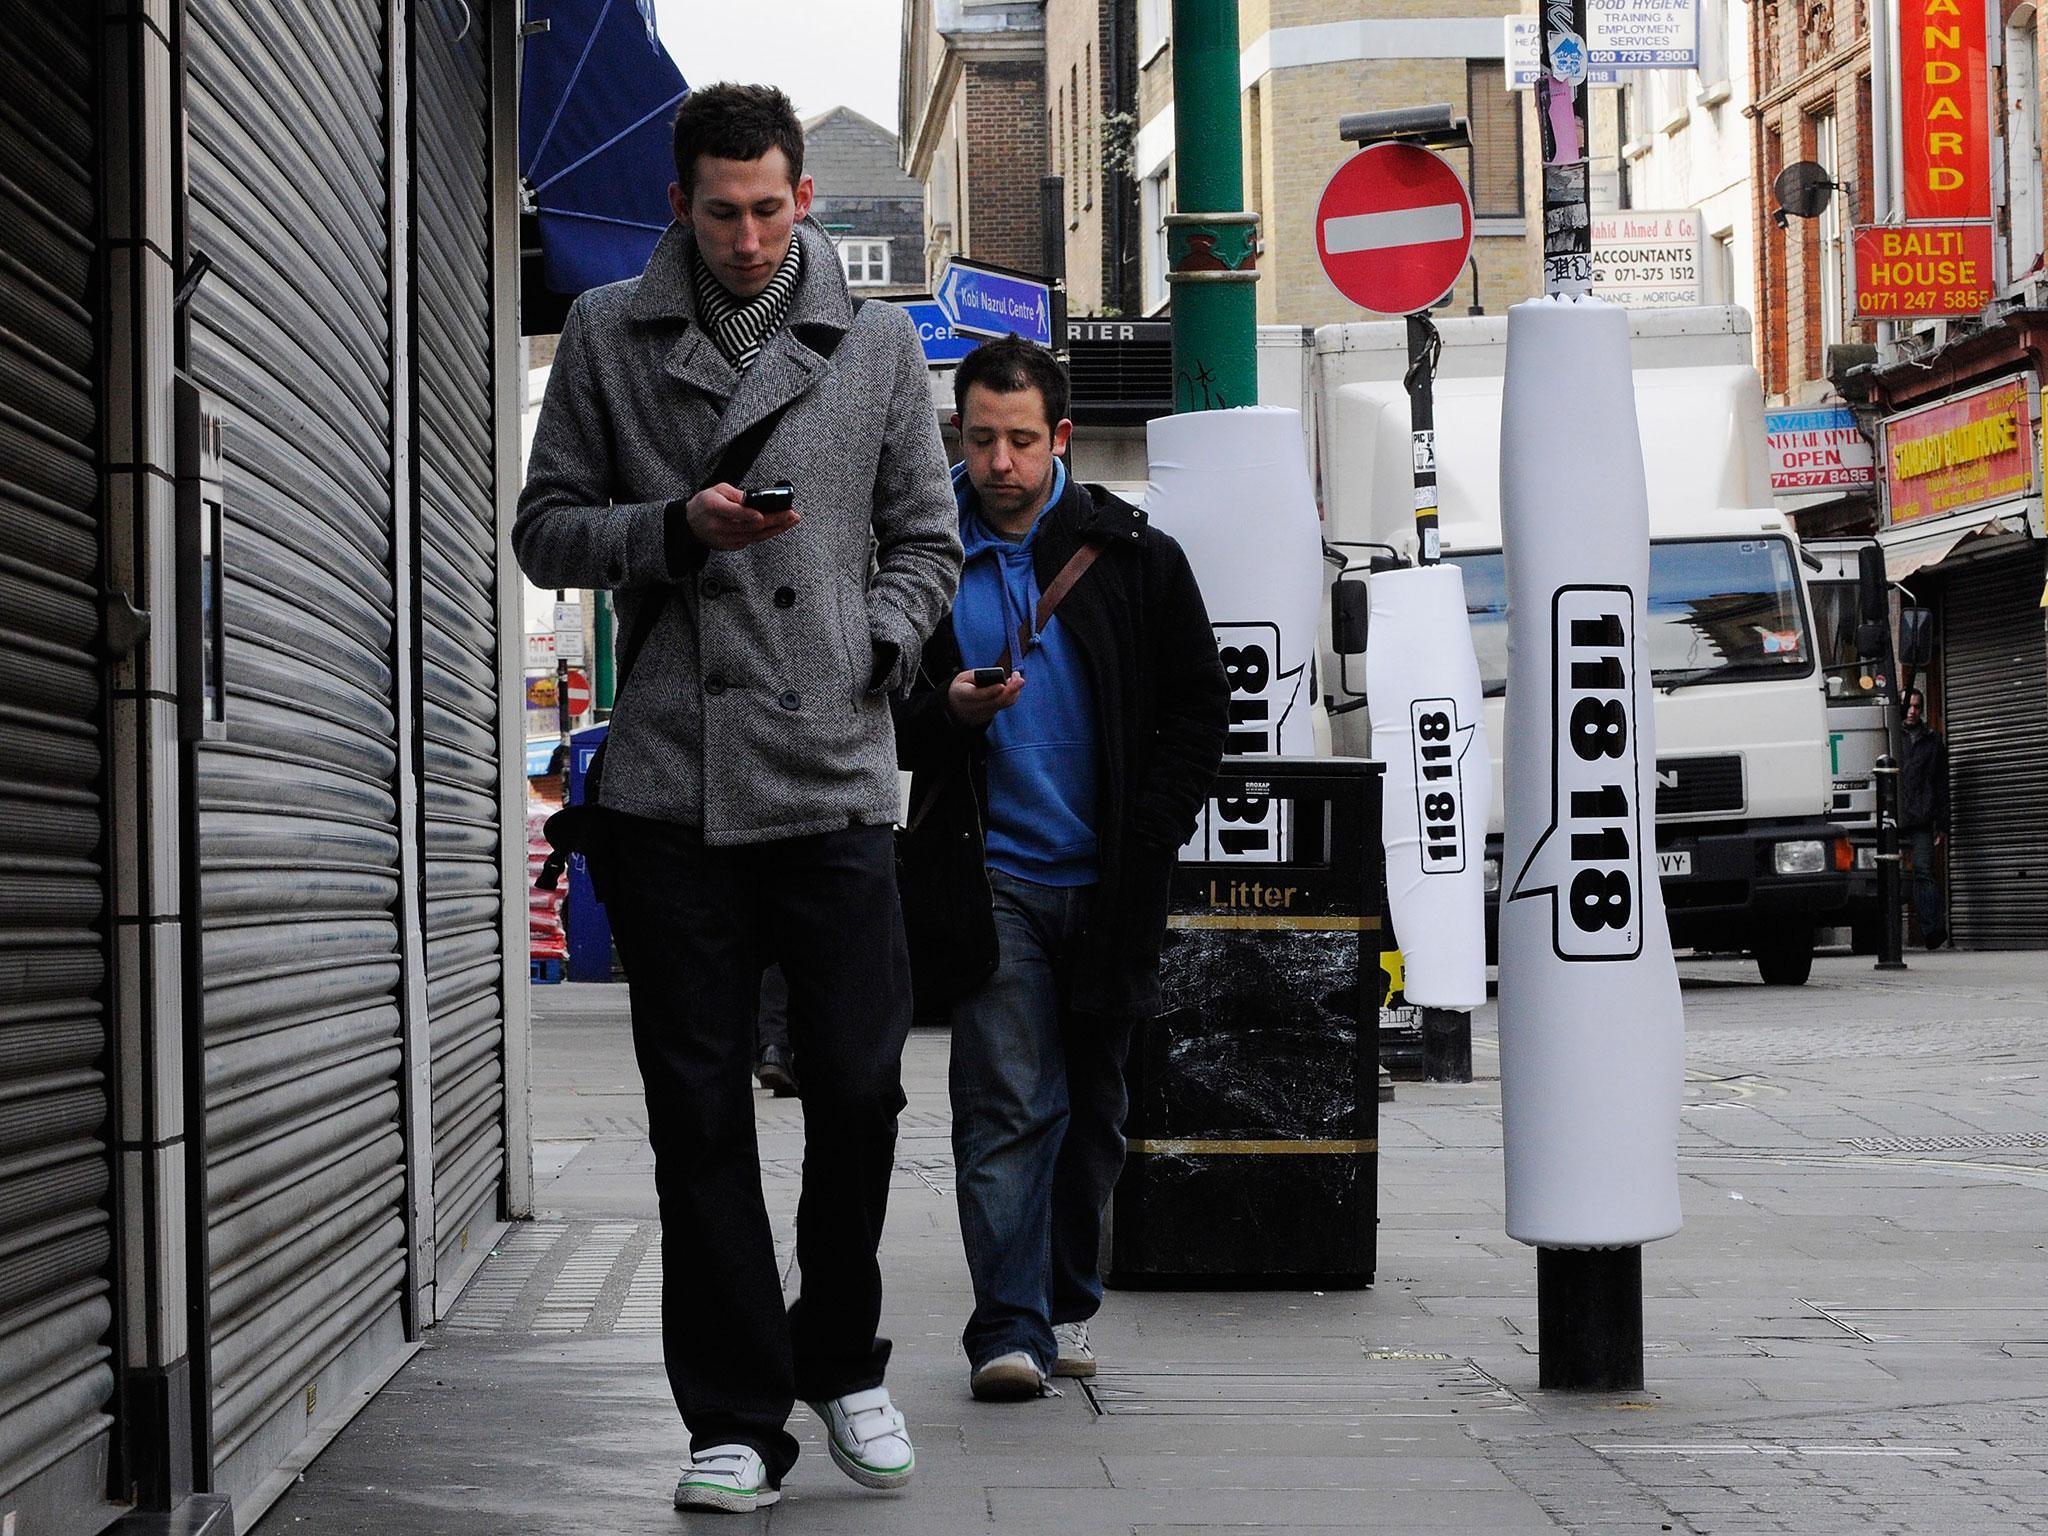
top-left (1452, 537), bottom-right (1813, 697)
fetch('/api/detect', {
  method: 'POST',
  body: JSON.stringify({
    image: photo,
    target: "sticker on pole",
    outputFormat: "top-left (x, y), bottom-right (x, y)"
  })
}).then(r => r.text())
top-left (1314, 144), bottom-right (1475, 317)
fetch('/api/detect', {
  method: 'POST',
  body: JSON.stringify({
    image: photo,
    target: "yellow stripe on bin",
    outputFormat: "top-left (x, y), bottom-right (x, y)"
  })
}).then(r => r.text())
top-left (1167, 915), bottom-right (1381, 932)
top-left (1127, 1138), bottom-right (1379, 1156)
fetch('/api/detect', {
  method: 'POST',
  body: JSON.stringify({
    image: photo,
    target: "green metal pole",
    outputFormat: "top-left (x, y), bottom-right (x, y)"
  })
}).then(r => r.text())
top-left (1166, 0), bottom-right (1258, 412)
top-left (593, 589), bottom-right (615, 718)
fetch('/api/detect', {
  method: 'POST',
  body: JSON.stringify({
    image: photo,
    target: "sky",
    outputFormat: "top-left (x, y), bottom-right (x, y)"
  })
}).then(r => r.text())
top-left (651, 0), bottom-right (903, 130)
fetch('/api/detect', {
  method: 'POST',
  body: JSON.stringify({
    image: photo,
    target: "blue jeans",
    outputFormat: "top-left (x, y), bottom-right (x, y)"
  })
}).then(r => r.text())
top-left (949, 870), bottom-right (1135, 1373)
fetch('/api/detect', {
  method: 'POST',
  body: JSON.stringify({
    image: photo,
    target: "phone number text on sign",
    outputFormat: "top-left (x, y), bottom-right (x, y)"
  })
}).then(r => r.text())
top-left (1411, 697), bottom-right (1469, 873)
top-left (1508, 586), bottom-right (1644, 960)
top-left (1192, 621), bottom-right (1293, 862)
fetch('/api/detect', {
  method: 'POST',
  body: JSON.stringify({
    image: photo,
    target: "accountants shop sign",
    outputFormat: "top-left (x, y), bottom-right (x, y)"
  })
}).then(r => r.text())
top-left (1881, 377), bottom-right (2037, 527)
top-left (1856, 0), bottom-right (1994, 316)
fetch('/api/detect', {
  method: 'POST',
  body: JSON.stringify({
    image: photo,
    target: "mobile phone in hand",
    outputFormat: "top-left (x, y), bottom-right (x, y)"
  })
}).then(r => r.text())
top-left (743, 480), bottom-right (795, 515)
top-left (970, 666), bottom-right (1010, 687)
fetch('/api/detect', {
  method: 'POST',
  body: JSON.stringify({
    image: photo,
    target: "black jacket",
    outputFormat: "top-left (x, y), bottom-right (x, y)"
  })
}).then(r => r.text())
top-left (893, 476), bottom-right (1229, 1019)
top-left (1899, 722), bottom-right (1949, 834)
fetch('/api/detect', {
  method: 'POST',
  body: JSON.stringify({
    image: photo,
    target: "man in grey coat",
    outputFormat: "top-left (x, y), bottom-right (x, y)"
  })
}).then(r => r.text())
top-left (514, 83), bottom-right (960, 1515)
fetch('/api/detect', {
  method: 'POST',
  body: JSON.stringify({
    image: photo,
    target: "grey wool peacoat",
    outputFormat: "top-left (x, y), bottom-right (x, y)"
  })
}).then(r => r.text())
top-left (513, 218), bottom-right (962, 844)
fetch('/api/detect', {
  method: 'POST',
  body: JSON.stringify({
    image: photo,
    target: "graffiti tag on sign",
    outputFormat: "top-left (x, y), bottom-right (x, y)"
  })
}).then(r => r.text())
top-left (1507, 585), bottom-right (1644, 960)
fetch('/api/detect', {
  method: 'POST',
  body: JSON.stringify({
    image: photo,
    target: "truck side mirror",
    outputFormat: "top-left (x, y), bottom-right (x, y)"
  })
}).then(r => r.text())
top-left (1897, 605), bottom-right (1935, 667)
top-left (1856, 543), bottom-right (1888, 623)
top-left (1331, 578), bottom-right (1370, 655)
top-left (1856, 620), bottom-right (1889, 664)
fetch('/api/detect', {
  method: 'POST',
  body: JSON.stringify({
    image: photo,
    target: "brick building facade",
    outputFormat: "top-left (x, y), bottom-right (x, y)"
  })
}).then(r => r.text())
top-left (900, 0), bottom-right (1049, 282)
top-left (1747, 0), bottom-right (1874, 401)
top-left (1046, 0), bottom-right (1142, 314)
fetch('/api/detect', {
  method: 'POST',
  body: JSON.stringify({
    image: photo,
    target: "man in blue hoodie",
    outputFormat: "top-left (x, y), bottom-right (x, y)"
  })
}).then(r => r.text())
top-left (894, 337), bottom-right (1229, 1400)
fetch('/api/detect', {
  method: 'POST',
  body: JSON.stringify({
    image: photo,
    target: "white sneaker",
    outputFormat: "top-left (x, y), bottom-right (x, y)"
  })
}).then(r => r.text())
top-left (970, 1349), bottom-right (1047, 1401)
top-left (674, 1444), bottom-right (780, 1512)
top-left (1052, 1320), bottom-right (1096, 1378)
top-left (807, 1386), bottom-right (915, 1489)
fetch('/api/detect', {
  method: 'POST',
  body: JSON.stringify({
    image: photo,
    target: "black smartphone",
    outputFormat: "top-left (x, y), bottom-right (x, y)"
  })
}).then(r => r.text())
top-left (743, 480), bottom-right (795, 515)
top-left (970, 666), bottom-right (1010, 687)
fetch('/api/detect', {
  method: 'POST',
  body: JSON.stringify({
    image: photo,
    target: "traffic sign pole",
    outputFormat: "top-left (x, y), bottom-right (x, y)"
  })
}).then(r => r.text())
top-left (1167, 0), bottom-right (1259, 412)
top-left (1535, 0), bottom-right (1594, 297)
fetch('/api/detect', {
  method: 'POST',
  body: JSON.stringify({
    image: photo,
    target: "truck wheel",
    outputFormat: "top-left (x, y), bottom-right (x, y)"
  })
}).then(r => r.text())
top-left (1754, 927), bottom-right (1815, 986)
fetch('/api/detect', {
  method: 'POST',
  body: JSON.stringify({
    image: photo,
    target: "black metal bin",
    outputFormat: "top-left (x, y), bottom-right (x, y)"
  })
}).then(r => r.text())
top-left (1106, 757), bottom-right (1385, 1289)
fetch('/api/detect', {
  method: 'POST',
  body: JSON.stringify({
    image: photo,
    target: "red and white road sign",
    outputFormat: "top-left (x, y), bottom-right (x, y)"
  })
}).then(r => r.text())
top-left (1315, 144), bottom-right (1475, 317)
top-left (564, 669), bottom-right (592, 716)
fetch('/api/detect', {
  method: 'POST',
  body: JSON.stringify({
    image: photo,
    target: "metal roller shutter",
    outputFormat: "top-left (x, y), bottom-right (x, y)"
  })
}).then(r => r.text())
top-left (413, 0), bottom-right (505, 1306)
top-left (184, 0), bottom-right (409, 1503)
top-left (0, 3), bottom-right (117, 1529)
top-left (1941, 546), bottom-right (2048, 948)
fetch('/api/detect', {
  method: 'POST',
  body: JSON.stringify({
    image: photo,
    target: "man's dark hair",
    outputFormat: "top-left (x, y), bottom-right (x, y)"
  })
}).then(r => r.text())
top-left (671, 83), bottom-right (805, 198)
top-left (954, 335), bottom-right (1070, 428)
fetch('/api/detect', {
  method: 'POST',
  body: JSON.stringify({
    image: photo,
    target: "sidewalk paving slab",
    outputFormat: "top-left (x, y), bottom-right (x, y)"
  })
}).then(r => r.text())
top-left (255, 950), bottom-right (2048, 1535)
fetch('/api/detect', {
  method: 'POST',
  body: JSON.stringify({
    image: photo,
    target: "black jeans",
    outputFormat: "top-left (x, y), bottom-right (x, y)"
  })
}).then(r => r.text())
top-left (594, 818), bottom-right (912, 1482)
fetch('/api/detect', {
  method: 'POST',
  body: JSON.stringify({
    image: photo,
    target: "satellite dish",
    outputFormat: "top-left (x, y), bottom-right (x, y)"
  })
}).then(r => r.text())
top-left (1773, 160), bottom-right (1836, 219)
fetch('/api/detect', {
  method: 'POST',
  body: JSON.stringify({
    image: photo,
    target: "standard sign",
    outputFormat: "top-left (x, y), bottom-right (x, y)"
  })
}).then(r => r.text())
top-left (1852, 223), bottom-right (1994, 318)
top-left (1899, 0), bottom-right (1990, 221)
top-left (1590, 209), bottom-right (1702, 308)
top-left (1764, 406), bottom-right (1876, 493)
top-left (1315, 144), bottom-right (1474, 317)
top-left (1881, 376), bottom-right (2036, 525)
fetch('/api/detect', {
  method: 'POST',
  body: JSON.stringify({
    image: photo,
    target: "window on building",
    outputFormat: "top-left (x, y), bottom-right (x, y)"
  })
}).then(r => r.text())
top-left (1624, 76), bottom-right (1654, 150)
top-left (1765, 125), bottom-right (1787, 392)
top-left (1706, 228), bottom-right (1737, 306)
top-left (2009, 8), bottom-right (2044, 281)
top-left (1143, 165), bottom-right (1172, 314)
top-left (1071, 65), bottom-right (1082, 226)
top-left (1814, 112), bottom-right (1843, 356)
top-left (1085, 44), bottom-right (1095, 210)
top-left (1697, 0), bottom-right (1732, 91)
top-left (1465, 61), bottom-right (1523, 219)
top-left (1139, 0), bottom-right (1170, 61)
top-left (838, 239), bottom-right (890, 287)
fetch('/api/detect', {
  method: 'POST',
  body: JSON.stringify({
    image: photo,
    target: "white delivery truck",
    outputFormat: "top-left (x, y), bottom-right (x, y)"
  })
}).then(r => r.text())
top-left (1801, 537), bottom-right (1892, 948)
top-left (1309, 305), bottom-right (1853, 984)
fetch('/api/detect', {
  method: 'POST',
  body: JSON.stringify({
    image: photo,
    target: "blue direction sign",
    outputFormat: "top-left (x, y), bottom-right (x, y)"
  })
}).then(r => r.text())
top-left (936, 259), bottom-right (1053, 347)
top-left (898, 300), bottom-right (980, 367)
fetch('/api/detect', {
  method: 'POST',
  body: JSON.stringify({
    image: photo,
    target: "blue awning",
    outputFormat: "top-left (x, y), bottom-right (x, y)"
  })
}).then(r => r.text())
top-left (520, 0), bottom-right (688, 297)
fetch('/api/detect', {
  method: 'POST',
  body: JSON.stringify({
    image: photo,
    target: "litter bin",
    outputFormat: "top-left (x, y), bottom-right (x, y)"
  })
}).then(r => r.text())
top-left (1107, 757), bottom-right (1384, 1289)
top-left (564, 722), bottom-right (614, 982)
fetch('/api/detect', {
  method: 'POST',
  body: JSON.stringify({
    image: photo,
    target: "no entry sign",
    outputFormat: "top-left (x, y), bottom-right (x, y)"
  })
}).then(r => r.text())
top-left (1316, 144), bottom-right (1475, 316)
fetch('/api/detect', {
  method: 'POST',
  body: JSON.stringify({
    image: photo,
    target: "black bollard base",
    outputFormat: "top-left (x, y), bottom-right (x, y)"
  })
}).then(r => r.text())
top-left (1420, 1008), bottom-right (1472, 1082)
top-left (1537, 1245), bottom-right (1644, 1391)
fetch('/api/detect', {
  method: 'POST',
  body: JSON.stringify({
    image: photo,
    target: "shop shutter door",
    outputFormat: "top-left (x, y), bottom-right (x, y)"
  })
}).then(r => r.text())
top-left (1942, 547), bottom-right (2048, 948)
top-left (414, 0), bottom-right (505, 1306)
top-left (184, 0), bottom-right (409, 1505)
top-left (0, 5), bottom-right (118, 1529)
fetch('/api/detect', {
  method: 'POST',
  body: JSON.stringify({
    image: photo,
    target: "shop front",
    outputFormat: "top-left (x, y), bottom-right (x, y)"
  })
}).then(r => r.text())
top-left (1875, 368), bottom-right (2048, 948)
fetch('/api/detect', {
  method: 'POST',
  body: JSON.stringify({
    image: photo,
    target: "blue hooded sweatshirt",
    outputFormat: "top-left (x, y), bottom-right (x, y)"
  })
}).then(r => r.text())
top-left (950, 460), bottom-right (1099, 886)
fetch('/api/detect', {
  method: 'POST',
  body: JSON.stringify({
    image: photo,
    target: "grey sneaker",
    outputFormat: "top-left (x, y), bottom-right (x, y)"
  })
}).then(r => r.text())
top-left (970, 1349), bottom-right (1047, 1401)
top-left (807, 1386), bottom-right (914, 1489)
top-left (674, 1444), bottom-right (779, 1512)
top-left (1052, 1320), bottom-right (1096, 1378)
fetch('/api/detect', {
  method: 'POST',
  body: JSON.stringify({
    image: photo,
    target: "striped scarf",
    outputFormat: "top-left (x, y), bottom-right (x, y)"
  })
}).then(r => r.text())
top-left (690, 236), bottom-right (803, 373)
